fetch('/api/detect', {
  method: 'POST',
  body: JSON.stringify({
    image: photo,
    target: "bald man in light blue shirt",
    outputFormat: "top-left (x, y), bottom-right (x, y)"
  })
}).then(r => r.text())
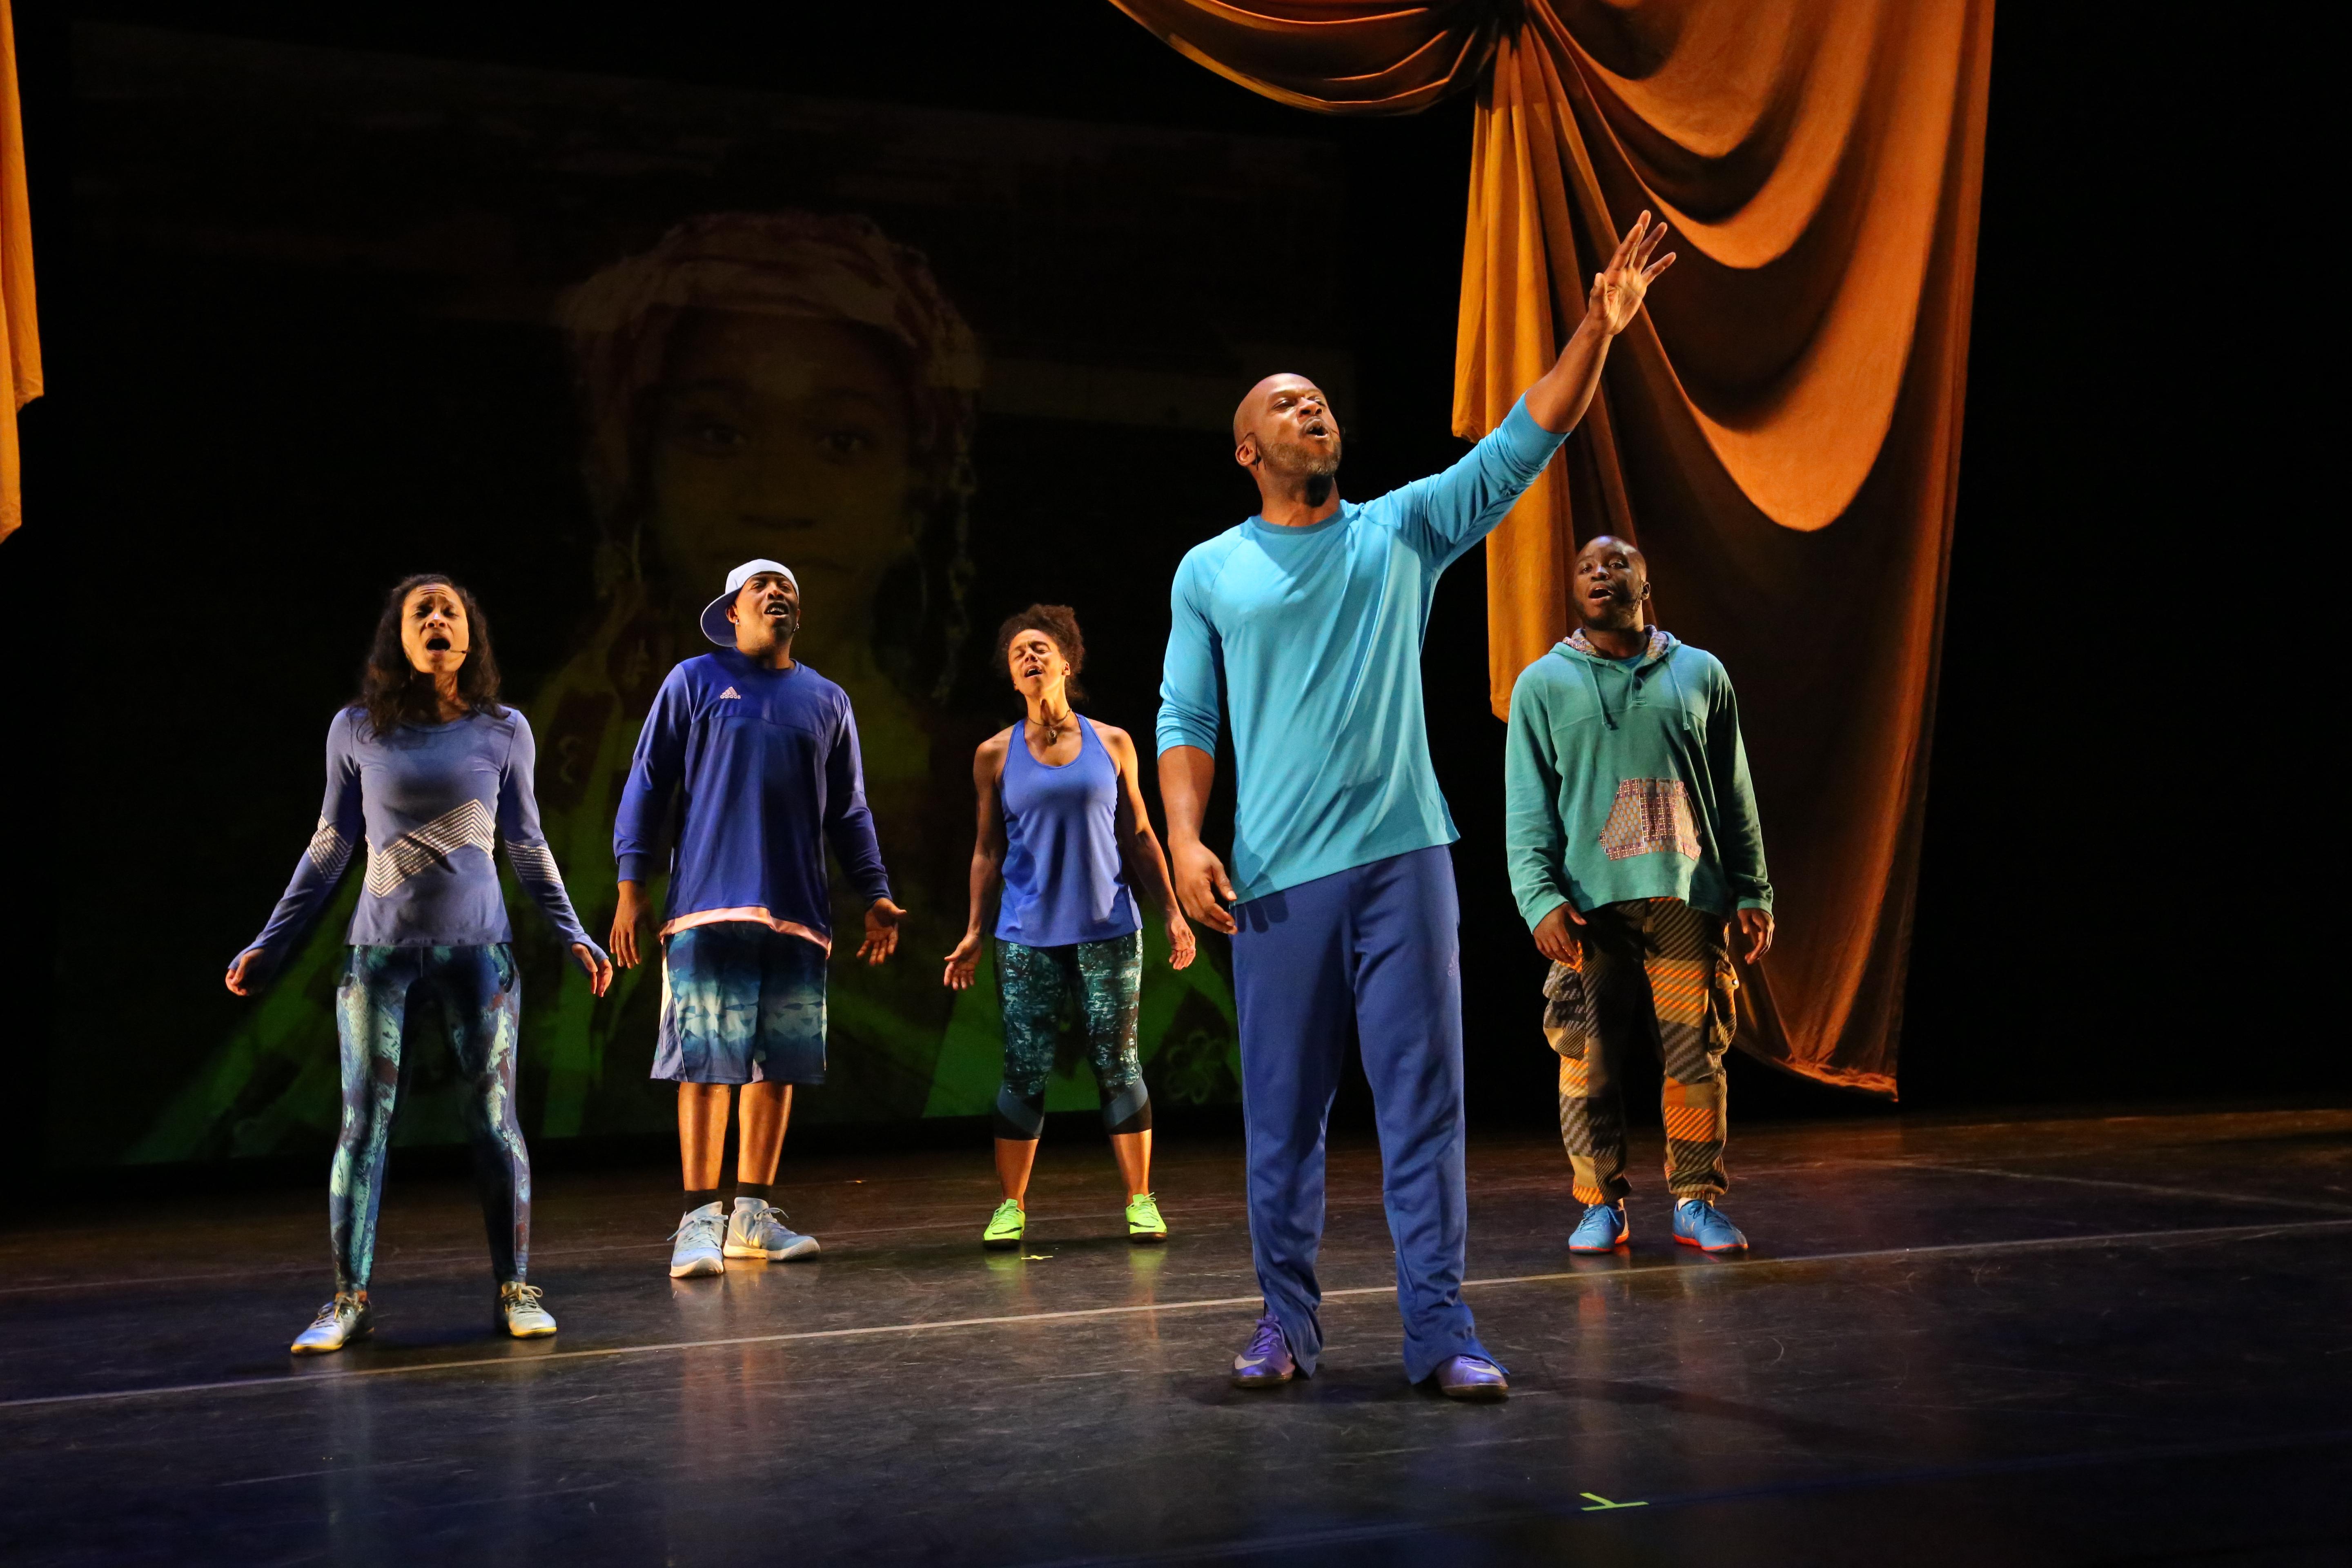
top-left (1157, 212), bottom-right (1677, 1401)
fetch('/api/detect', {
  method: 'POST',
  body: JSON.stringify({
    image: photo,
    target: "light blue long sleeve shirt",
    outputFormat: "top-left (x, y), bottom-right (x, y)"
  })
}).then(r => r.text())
top-left (1156, 396), bottom-right (1567, 902)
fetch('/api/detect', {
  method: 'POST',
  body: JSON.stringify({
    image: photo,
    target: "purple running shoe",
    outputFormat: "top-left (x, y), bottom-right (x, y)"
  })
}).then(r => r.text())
top-left (1229, 1313), bottom-right (1296, 1390)
top-left (1434, 1354), bottom-right (1509, 1401)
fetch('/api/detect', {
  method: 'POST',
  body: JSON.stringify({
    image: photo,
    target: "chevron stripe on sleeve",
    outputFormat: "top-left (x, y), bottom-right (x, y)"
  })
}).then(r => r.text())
top-left (306, 817), bottom-right (355, 882)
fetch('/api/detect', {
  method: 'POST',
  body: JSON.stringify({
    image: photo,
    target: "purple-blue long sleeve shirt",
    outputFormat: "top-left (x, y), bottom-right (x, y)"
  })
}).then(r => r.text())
top-left (612, 652), bottom-right (891, 954)
top-left (238, 706), bottom-right (600, 975)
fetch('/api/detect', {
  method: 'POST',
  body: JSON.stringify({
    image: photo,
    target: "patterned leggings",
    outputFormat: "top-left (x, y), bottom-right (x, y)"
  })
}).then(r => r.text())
top-left (1541, 898), bottom-right (1736, 1204)
top-left (332, 944), bottom-right (531, 1292)
top-left (993, 932), bottom-right (1149, 1140)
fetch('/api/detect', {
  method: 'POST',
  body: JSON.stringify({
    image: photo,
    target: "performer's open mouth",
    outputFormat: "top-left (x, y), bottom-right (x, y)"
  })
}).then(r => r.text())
top-left (425, 634), bottom-right (452, 651)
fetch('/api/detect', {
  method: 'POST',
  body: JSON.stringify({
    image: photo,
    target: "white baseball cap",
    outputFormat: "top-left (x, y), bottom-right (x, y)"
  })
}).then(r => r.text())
top-left (701, 559), bottom-right (799, 648)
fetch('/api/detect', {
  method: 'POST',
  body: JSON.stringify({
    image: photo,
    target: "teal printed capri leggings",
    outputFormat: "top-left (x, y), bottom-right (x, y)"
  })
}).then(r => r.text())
top-left (332, 944), bottom-right (531, 1292)
top-left (994, 933), bottom-right (1149, 1140)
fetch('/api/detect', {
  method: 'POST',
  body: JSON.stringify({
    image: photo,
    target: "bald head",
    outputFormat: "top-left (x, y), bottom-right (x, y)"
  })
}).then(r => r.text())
top-left (1234, 374), bottom-right (1314, 445)
top-left (1232, 376), bottom-right (1345, 465)
top-left (1232, 373), bottom-right (1343, 507)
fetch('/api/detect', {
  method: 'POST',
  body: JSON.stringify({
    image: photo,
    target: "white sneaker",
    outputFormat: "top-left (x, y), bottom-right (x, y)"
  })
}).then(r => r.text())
top-left (724, 1197), bottom-right (821, 1261)
top-left (669, 1200), bottom-right (728, 1278)
top-left (499, 1281), bottom-right (557, 1338)
top-left (291, 1292), bottom-right (372, 1354)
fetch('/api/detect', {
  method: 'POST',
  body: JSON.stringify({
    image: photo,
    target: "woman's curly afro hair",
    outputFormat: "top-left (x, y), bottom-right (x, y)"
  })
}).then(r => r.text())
top-left (994, 604), bottom-right (1086, 706)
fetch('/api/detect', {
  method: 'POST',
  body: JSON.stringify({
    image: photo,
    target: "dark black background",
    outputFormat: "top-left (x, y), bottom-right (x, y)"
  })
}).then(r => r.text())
top-left (1, 3), bottom-right (2330, 1189)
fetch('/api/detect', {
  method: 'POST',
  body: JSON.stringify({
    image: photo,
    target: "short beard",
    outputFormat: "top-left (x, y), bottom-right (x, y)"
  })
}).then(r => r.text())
top-left (1264, 435), bottom-right (1341, 505)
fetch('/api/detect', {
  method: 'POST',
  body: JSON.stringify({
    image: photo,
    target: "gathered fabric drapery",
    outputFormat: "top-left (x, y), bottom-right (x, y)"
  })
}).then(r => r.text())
top-left (1, 0), bottom-right (41, 542)
top-left (1109, 0), bottom-right (1994, 1094)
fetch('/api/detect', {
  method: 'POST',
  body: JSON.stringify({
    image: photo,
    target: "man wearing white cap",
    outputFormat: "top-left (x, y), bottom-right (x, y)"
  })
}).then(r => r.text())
top-left (612, 559), bottom-right (904, 1277)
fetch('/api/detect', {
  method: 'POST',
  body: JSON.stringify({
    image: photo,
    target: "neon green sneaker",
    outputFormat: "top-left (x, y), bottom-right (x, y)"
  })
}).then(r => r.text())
top-left (1125, 1191), bottom-right (1168, 1244)
top-left (982, 1199), bottom-right (1026, 1251)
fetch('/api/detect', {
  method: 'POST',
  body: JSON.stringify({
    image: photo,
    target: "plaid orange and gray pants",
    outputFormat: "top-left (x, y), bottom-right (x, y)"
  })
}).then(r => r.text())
top-left (1541, 897), bottom-right (1737, 1205)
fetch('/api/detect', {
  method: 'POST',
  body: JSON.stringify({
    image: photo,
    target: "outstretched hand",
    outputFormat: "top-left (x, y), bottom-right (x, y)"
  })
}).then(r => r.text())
top-left (571, 942), bottom-right (614, 998)
top-left (1164, 912), bottom-right (1198, 971)
top-left (858, 898), bottom-right (905, 965)
top-left (1589, 210), bottom-right (1675, 338)
top-left (942, 931), bottom-right (981, 990)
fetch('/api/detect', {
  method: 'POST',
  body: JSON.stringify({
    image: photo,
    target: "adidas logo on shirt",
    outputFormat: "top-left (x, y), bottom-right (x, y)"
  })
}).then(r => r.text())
top-left (718, 687), bottom-right (742, 699)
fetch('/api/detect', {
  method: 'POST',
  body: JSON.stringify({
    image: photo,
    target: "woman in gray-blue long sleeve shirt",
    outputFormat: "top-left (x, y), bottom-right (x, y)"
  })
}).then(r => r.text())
top-left (227, 575), bottom-right (611, 1353)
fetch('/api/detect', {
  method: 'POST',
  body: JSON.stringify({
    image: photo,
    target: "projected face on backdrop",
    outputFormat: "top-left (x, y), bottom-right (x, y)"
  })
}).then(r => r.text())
top-left (561, 212), bottom-right (980, 697)
top-left (465, 210), bottom-right (992, 1129)
top-left (646, 311), bottom-right (915, 673)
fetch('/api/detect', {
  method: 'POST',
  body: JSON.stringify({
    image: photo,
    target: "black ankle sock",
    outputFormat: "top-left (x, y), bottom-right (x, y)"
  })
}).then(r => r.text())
top-left (684, 1188), bottom-right (721, 1213)
top-left (735, 1181), bottom-right (774, 1207)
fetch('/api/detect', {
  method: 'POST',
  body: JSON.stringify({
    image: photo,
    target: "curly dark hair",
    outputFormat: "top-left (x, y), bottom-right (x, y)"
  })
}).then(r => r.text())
top-left (994, 604), bottom-right (1086, 706)
top-left (353, 573), bottom-right (505, 739)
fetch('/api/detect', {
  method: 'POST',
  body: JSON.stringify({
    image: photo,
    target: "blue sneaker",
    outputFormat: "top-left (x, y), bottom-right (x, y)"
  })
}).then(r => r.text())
top-left (668, 1201), bottom-right (727, 1278)
top-left (1673, 1198), bottom-right (1748, 1253)
top-left (725, 1198), bottom-right (820, 1261)
top-left (1229, 1313), bottom-right (1296, 1390)
top-left (1569, 1201), bottom-right (1628, 1253)
top-left (1434, 1354), bottom-right (1509, 1401)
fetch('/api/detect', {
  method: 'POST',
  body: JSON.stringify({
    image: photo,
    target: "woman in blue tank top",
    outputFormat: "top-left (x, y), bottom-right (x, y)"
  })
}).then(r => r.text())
top-left (944, 605), bottom-right (1197, 1249)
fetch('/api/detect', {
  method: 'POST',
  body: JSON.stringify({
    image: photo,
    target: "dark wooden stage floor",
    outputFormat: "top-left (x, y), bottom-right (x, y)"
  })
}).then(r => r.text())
top-left (3, 1107), bottom-right (2347, 1566)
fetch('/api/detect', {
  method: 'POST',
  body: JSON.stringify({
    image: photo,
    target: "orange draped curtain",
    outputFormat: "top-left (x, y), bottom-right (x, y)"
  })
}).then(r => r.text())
top-left (0, 0), bottom-right (40, 542)
top-left (1109, 0), bottom-right (1994, 1094)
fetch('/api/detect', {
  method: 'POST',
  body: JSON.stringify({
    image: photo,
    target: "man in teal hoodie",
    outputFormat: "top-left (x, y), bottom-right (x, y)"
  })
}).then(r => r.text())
top-left (1503, 534), bottom-right (1773, 1254)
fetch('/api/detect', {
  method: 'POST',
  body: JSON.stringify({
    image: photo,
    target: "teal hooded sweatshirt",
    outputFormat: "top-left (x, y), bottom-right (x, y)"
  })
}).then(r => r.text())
top-left (1503, 627), bottom-right (1771, 931)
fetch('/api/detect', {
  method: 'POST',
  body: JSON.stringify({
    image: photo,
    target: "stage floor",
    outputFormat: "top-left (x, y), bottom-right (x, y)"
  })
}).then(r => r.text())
top-left (3, 1107), bottom-right (2347, 1566)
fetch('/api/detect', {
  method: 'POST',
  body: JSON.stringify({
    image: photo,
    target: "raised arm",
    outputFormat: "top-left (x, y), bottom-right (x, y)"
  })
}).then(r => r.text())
top-left (227, 710), bottom-right (365, 995)
top-left (1100, 723), bottom-right (1196, 971)
top-left (497, 713), bottom-right (612, 996)
top-left (942, 734), bottom-right (1010, 990)
top-left (1392, 212), bottom-right (1677, 568)
top-left (1523, 210), bottom-right (1675, 435)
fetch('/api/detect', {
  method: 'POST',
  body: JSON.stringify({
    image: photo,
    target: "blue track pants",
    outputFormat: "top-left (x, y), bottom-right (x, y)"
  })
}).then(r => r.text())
top-left (1230, 845), bottom-right (1492, 1383)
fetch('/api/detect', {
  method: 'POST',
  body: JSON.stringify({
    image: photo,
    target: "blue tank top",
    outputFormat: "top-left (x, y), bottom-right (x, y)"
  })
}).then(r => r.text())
top-left (995, 714), bottom-right (1142, 948)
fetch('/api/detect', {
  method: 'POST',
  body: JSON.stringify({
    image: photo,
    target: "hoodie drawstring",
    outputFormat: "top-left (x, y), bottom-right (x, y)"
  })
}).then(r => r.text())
top-left (1582, 656), bottom-right (1617, 730)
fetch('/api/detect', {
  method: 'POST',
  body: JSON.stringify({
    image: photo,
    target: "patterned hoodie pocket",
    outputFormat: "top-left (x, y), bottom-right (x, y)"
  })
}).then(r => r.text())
top-left (1598, 779), bottom-right (1701, 862)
